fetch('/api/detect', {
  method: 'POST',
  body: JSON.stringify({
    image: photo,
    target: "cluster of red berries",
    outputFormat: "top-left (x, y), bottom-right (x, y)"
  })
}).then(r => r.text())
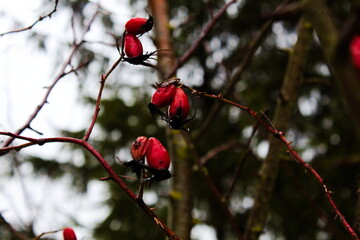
top-left (148, 79), bottom-right (193, 131)
top-left (123, 136), bottom-right (171, 182)
top-left (63, 228), bottom-right (77, 240)
top-left (350, 35), bottom-right (360, 70)
top-left (123, 15), bottom-right (156, 65)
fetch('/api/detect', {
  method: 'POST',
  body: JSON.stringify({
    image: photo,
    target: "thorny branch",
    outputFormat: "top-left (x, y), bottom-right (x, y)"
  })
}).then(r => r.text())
top-left (0, 6), bottom-right (180, 239)
top-left (0, 37), bottom-right (181, 237)
top-left (0, 131), bottom-right (181, 240)
top-left (181, 84), bottom-right (359, 240)
top-left (0, 0), bottom-right (59, 37)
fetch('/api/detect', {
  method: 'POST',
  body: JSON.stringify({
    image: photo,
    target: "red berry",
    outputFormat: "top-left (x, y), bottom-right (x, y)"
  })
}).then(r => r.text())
top-left (125, 16), bottom-right (153, 35)
top-left (131, 136), bottom-right (149, 161)
top-left (124, 33), bottom-right (143, 58)
top-left (350, 35), bottom-right (360, 69)
top-left (146, 137), bottom-right (170, 170)
top-left (168, 88), bottom-right (190, 120)
top-left (63, 228), bottom-right (77, 240)
top-left (151, 84), bottom-right (177, 108)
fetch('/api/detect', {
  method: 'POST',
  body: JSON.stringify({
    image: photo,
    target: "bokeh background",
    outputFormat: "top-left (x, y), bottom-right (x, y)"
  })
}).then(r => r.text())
top-left (1, 0), bottom-right (359, 239)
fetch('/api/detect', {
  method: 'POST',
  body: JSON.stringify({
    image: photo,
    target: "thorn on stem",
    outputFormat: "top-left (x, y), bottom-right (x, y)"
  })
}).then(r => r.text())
top-left (99, 176), bottom-right (112, 181)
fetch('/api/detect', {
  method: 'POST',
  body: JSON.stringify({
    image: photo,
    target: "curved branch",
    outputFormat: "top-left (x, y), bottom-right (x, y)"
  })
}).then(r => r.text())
top-left (181, 83), bottom-right (359, 240)
top-left (0, 132), bottom-right (180, 240)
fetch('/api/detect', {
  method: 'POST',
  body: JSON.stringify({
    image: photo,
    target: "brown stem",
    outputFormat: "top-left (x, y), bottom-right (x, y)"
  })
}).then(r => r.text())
top-left (194, 0), bottom-right (285, 140)
top-left (200, 140), bottom-right (241, 165)
top-left (83, 56), bottom-right (123, 141)
top-left (165, 0), bottom-right (237, 79)
top-left (224, 123), bottom-right (259, 201)
top-left (181, 80), bottom-right (359, 239)
top-left (244, 17), bottom-right (313, 240)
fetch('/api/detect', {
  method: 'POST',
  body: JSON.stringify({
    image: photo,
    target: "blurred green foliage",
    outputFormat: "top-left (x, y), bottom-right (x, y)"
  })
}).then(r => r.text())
top-left (2, 0), bottom-right (360, 239)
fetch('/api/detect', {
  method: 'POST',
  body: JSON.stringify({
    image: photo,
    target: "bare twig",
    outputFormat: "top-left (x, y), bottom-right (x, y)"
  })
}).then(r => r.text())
top-left (32, 229), bottom-right (61, 240)
top-left (83, 56), bottom-right (123, 141)
top-left (195, 0), bottom-right (290, 140)
top-left (0, 0), bottom-right (59, 37)
top-left (200, 140), bottom-right (241, 165)
top-left (181, 84), bottom-right (359, 240)
top-left (166, 0), bottom-right (237, 78)
top-left (1, 8), bottom-right (99, 149)
top-left (224, 122), bottom-right (259, 201)
top-left (181, 132), bottom-right (244, 240)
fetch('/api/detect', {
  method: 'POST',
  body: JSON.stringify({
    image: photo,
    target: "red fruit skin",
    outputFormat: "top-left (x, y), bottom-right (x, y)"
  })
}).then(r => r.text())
top-left (131, 136), bottom-right (149, 161)
top-left (350, 35), bottom-right (360, 69)
top-left (151, 84), bottom-right (177, 108)
top-left (125, 16), bottom-right (153, 35)
top-left (125, 18), bottom-right (146, 35)
top-left (124, 34), bottom-right (143, 58)
top-left (63, 228), bottom-right (77, 240)
top-left (146, 137), bottom-right (170, 170)
top-left (168, 88), bottom-right (190, 119)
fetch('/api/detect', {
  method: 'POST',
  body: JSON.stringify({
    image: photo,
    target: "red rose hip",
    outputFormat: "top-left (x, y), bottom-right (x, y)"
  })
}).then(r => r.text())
top-left (146, 137), bottom-right (170, 170)
top-left (63, 228), bottom-right (77, 240)
top-left (125, 16), bottom-right (153, 35)
top-left (350, 35), bottom-right (360, 69)
top-left (168, 88), bottom-right (190, 120)
top-left (151, 84), bottom-right (177, 108)
top-left (124, 33), bottom-right (143, 58)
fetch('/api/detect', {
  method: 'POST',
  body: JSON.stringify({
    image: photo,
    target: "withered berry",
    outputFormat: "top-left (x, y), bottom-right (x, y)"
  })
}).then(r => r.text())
top-left (131, 136), bottom-right (148, 161)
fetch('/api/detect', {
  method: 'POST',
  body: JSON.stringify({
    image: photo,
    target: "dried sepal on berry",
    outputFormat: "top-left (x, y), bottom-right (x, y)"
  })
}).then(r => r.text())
top-left (123, 136), bottom-right (149, 179)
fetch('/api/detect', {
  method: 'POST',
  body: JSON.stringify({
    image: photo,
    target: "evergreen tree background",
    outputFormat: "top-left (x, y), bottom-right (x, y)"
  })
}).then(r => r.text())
top-left (0, 0), bottom-right (359, 239)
